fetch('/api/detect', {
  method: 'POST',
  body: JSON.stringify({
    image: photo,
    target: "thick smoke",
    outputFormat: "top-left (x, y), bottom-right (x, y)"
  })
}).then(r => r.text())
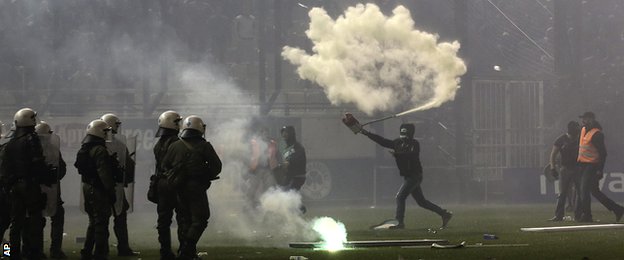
top-left (177, 63), bottom-right (331, 246)
top-left (282, 3), bottom-right (467, 115)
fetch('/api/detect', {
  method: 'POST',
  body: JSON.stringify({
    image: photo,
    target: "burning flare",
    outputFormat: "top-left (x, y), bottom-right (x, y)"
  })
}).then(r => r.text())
top-left (311, 217), bottom-right (347, 251)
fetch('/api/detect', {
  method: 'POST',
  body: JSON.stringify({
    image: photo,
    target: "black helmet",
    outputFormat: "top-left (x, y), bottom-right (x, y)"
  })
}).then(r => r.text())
top-left (399, 123), bottom-right (415, 139)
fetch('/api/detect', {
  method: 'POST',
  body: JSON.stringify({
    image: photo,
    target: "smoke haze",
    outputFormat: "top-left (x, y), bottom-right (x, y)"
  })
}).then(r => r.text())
top-left (282, 3), bottom-right (467, 115)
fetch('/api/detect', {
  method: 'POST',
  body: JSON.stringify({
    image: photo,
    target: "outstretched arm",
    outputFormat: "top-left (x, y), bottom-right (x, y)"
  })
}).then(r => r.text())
top-left (361, 130), bottom-right (394, 149)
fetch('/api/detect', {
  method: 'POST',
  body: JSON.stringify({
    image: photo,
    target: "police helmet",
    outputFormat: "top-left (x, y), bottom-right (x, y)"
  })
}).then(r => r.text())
top-left (101, 113), bottom-right (121, 134)
top-left (14, 108), bottom-right (37, 127)
top-left (35, 121), bottom-right (53, 135)
top-left (86, 119), bottom-right (111, 139)
top-left (180, 115), bottom-right (205, 138)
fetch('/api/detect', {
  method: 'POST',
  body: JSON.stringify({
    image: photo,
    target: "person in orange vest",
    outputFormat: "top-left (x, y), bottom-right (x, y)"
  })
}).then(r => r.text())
top-left (577, 112), bottom-right (624, 222)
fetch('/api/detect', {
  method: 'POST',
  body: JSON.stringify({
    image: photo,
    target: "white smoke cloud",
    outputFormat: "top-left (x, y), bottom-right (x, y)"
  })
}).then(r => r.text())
top-left (176, 63), bottom-right (340, 247)
top-left (282, 3), bottom-right (467, 115)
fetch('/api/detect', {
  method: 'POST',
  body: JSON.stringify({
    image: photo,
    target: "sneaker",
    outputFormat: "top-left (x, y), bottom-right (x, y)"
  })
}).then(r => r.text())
top-left (388, 223), bottom-right (405, 229)
top-left (614, 207), bottom-right (624, 222)
top-left (548, 216), bottom-right (563, 222)
top-left (441, 211), bottom-right (453, 229)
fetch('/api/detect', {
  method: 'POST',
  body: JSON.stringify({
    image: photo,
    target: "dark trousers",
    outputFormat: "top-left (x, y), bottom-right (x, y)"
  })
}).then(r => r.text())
top-left (395, 175), bottom-right (446, 224)
top-left (42, 199), bottom-right (65, 254)
top-left (579, 163), bottom-right (624, 221)
top-left (10, 181), bottom-right (45, 260)
top-left (0, 191), bottom-right (10, 242)
top-left (82, 184), bottom-right (112, 260)
top-left (178, 181), bottom-right (210, 259)
top-left (156, 178), bottom-right (185, 258)
top-left (113, 199), bottom-right (132, 252)
top-left (554, 166), bottom-right (581, 219)
top-left (283, 175), bottom-right (306, 191)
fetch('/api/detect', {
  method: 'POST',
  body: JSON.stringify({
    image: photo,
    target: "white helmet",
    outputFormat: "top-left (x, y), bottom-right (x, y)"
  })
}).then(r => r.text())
top-left (158, 110), bottom-right (182, 130)
top-left (182, 115), bottom-right (205, 133)
top-left (35, 121), bottom-right (52, 135)
top-left (101, 113), bottom-right (121, 134)
top-left (14, 108), bottom-right (37, 127)
top-left (180, 115), bottom-right (206, 138)
top-left (86, 119), bottom-right (111, 139)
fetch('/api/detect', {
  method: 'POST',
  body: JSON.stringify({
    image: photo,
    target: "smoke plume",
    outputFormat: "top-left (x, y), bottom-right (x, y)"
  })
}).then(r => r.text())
top-left (282, 3), bottom-right (467, 115)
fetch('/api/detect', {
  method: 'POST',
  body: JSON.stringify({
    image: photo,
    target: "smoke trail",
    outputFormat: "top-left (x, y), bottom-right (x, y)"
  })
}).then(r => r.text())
top-left (282, 3), bottom-right (467, 115)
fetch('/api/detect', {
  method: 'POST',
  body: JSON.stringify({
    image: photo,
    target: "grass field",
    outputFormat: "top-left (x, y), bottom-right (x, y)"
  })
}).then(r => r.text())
top-left (27, 204), bottom-right (624, 259)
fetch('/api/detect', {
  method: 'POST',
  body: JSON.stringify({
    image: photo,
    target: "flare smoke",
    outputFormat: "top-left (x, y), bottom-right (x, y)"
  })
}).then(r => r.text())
top-left (282, 3), bottom-right (467, 115)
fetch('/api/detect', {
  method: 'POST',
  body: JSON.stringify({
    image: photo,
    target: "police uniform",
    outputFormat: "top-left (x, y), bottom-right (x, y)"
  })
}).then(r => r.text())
top-left (162, 118), bottom-right (221, 260)
top-left (75, 122), bottom-right (116, 260)
top-left (3, 126), bottom-right (50, 259)
top-left (153, 128), bottom-right (183, 259)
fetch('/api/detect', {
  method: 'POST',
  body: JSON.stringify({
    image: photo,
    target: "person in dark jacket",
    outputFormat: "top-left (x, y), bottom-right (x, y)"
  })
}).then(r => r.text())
top-left (576, 112), bottom-right (624, 222)
top-left (35, 121), bottom-right (68, 259)
top-left (152, 110), bottom-right (184, 260)
top-left (162, 115), bottom-right (222, 260)
top-left (75, 120), bottom-right (116, 260)
top-left (361, 123), bottom-right (452, 229)
top-left (0, 108), bottom-right (51, 260)
top-left (276, 126), bottom-right (307, 213)
top-left (547, 121), bottom-right (582, 221)
top-left (0, 120), bottom-right (9, 245)
top-left (99, 113), bottom-right (137, 257)
top-left (276, 126), bottom-right (307, 191)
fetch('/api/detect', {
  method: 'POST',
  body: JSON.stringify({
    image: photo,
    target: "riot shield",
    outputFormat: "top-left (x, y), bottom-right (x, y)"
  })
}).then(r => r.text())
top-left (40, 133), bottom-right (61, 217)
top-left (108, 134), bottom-right (128, 216)
top-left (124, 134), bottom-right (137, 214)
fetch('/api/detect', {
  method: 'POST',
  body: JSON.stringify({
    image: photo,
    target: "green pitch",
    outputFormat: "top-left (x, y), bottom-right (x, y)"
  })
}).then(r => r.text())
top-left (43, 204), bottom-right (624, 259)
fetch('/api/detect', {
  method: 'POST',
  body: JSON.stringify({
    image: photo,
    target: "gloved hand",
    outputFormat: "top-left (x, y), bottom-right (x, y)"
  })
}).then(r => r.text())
top-left (596, 170), bottom-right (604, 179)
top-left (550, 168), bottom-right (559, 180)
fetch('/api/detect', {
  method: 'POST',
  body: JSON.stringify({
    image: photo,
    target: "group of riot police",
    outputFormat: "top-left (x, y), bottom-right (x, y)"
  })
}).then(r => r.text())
top-left (0, 108), bottom-right (314, 260)
top-left (0, 108), bottom-right (140, 260)
top-left (149, 111), bottom-right (222, 260)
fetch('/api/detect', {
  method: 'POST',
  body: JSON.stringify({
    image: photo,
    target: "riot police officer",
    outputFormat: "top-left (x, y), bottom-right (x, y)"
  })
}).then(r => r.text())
top-left (162, 115), bottom-right (221, 260)
top-left (151, 111), bottom-right (184, 260)
top-left (75, 120), bottom-right (115, 260)
top-left (0, 108), bottom-right (51, 259)
top-left (0, 120), bottom-right (9, 244)
top-left (35, 121), bottom-right (67, 259)
top-left (100, 113), bottom-right (137, 256)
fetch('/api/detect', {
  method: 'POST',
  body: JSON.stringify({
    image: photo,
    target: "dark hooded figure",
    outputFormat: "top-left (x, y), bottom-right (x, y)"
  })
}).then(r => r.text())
top-left (361, 123), bottom-right (452, 229)
top-left (277, 126), bottom-right (307, 191)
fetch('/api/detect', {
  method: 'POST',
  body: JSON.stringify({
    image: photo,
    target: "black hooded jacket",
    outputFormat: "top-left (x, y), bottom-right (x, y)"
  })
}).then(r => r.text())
top-left (280, 126), bottom-right (306, 177)
top-left (363, 124), bottom-right (422, 176)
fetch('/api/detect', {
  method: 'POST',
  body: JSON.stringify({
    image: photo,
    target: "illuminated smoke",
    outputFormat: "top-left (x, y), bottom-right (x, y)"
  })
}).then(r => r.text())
top-left (282, 3), bottom-right (467, 115)
top-left (311, 217), bottom-right (347, 251)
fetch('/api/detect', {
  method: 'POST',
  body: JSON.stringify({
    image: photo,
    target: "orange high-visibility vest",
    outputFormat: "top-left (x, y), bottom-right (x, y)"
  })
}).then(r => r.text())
top-left (577, 127), bottom-right (600, 163)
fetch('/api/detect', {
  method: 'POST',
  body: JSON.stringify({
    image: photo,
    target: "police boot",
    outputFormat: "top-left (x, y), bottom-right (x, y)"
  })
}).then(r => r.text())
top-left (79, 249), bottom-right (92, 260)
